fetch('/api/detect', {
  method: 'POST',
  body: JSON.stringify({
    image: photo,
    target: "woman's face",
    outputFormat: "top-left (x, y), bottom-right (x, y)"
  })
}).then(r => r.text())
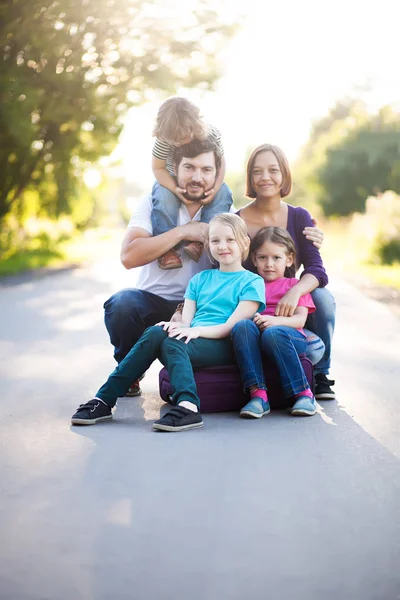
top-left (251, 151), bottom-right (283, 199)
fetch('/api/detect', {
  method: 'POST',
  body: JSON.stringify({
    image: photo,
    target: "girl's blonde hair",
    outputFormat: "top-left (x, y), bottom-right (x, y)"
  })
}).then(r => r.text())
top-left (250, 226), bottom-right (296, 277)
top-left (205, 213), bottom-right (250, 262)
top-left (245, 144), bottom-right (292, 199)
top-left (153, 97), bottom-right (208, 143)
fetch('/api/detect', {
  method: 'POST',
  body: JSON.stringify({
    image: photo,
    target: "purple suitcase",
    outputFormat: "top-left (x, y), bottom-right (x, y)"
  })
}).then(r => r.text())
top-left (159, 356), bottom-right (313, 413)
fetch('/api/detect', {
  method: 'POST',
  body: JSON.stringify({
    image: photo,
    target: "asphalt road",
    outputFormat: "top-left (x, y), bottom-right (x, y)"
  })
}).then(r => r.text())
top-left (1, 260), bottom-right (400, 600)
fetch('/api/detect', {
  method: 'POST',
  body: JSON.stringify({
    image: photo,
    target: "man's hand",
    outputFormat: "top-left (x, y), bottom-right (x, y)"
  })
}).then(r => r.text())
top-left (200, 188), bottom-right (216, 206)
top-left (180, 221), bottom-right (208, 243)
top-left (303, 217), bottom-right (324, 249)
top-left (253, 313), bottom-right (281, 332)
top-left (274, 287), bottom-right (301, 317)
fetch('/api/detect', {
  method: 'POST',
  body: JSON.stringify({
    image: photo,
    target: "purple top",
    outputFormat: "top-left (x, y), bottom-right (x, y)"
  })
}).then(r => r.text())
top-left (237, 204), bottom-right (328, 288)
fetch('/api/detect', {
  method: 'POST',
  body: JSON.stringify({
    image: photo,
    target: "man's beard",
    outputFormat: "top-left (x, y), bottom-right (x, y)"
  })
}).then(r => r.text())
top-left (182, 183), bottom-right (210, 202)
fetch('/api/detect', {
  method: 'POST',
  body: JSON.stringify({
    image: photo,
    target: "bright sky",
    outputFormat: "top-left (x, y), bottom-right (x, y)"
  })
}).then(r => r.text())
top-left (114, 0), bottom-right (400, 188)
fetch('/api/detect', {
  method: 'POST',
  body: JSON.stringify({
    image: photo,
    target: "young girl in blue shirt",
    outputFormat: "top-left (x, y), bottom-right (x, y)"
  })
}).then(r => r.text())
top-left (71, 214), bottom-right (265, 432)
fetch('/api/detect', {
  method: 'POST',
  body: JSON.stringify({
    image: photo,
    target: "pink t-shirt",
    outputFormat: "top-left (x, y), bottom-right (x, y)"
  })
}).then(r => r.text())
top-left (260, 277), bottom-right (315, 336)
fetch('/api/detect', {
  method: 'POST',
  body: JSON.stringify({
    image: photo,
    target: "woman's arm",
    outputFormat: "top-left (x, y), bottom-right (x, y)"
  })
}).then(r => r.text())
top-left (255, 306), bottom-right (308, 331)
top-left (168, 300), bottom-right (260, 343)
top-left (275, 274), bottom-right (319, 317)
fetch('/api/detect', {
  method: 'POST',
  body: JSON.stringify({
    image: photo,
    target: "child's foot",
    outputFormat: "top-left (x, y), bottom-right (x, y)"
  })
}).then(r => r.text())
top-left (71, 399), bottom-right (112, 425)
top-left (183, 242), bottom-right (203, 262)
top-left (314, 373), bottom-right (335, 400)
top-left (153, 405), bottom-right (203, 432)
top-left (124, 374), bottom-right (145, 397)
top-left (158, 250), bottom-right (182, 270)
top-left (240, 397), bottom-right (271, 419)
top-left (291, 395), bottom-right (317, 416)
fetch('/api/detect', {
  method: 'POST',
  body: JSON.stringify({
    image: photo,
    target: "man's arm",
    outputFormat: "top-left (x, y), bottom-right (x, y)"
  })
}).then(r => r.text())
top-left (120, 222), bottom-right (209, 269)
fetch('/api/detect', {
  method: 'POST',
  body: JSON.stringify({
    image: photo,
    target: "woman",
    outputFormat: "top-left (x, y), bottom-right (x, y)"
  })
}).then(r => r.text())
top-left (237, 144), bottom-right (336, 399)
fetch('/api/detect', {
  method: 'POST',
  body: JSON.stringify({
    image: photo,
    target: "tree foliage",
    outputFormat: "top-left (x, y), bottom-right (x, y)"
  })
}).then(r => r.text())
top-left (0, 0), bottom-right (235, 221)
top-left (317, 108), bottom-right (400, 216)
top-left (292, 98), bottom-right (400, 217)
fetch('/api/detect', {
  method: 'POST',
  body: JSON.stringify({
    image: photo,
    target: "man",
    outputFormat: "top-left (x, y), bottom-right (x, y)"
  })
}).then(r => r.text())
top-left (103, 138), bottom-right (230, 395)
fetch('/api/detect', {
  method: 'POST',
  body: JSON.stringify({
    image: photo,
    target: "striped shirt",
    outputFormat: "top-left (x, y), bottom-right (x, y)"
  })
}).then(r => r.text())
top-left (152, 125), bottom-right (224, 175)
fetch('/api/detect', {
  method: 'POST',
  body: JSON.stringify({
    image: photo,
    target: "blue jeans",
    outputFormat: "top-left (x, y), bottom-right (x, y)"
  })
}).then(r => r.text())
top-left (96, 326), bottom-right (235, 408)
top-left (305, 287), bottom-right (336, 375)
top-left (150, 181), bottom-right (234, 236)
top-left (104, 289), bottom-right (179, 363)
top-left (231, 320), bottom-right (318, 398)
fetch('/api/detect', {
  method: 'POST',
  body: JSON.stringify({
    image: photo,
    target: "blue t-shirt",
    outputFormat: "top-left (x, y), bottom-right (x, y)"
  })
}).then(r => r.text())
top-left (184, 269), bottom-right (266, 328)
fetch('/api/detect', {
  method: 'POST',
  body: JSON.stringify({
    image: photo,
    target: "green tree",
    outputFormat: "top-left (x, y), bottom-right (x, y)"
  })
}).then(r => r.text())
top-left (291, 97), bottom-right (369, 213)
top-left (317, 107), bottom-right (400, 216)
top-left (0, 0), bottom-right (235, 221)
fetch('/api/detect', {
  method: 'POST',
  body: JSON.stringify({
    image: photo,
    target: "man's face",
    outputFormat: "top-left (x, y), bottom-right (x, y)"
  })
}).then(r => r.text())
top-left (175, 151), bottom-right (217, 201)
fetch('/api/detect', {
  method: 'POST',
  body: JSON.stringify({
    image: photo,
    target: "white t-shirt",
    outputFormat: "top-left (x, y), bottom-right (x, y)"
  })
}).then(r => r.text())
top-left (128, 195), bottom-right (212, 301)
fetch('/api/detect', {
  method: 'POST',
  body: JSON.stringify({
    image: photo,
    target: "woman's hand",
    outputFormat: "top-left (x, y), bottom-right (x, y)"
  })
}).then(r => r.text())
top-left (303, 218), bottom-right (324, 249)
top-left (167, 326), bottom-right (200, 344)
top-left (253, 313), bottom-right (280, 332)
top-left (275, 288), bottom-right (301, 317)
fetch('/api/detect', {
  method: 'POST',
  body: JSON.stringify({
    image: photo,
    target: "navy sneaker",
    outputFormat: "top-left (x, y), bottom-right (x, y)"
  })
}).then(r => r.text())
top-left (315, 374), bottom-right (335, 400)
top-left (153, 406), bottom-right (203, 432)
top-left (240, 397), bottom-right (271, 419)
top-left (71, 399), bottom-right (112, 425)
top-left (291, 395), bottom-right (317, 416)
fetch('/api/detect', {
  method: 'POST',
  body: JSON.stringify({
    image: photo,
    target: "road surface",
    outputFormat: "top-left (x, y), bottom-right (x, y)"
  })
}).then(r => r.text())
top-left (1, 260), bottom-right (399, 600)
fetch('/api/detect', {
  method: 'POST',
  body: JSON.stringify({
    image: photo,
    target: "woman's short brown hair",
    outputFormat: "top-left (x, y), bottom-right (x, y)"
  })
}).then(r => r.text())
top-left (245, 144), bottom-right (292, 199)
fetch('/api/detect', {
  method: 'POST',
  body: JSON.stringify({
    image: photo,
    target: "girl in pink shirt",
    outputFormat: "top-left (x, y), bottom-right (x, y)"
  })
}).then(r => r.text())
top-left (231, 226), bottom-right (324, 417)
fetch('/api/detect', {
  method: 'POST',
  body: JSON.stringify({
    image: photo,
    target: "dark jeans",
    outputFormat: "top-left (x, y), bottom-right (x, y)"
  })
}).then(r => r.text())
top-left (306, 287), bottom-right (336, 375)
top-left (104, 289), bottom-right (179, 363)
top-left (231, 320), bottom-right (313, 398)
top-left (96, 326), bottom-right (235, 408)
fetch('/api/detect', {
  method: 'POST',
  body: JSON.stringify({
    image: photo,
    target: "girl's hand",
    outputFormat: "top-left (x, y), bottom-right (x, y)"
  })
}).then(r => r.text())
top-left (175, 186), bottom-right (193, 206)
top-left (275, 288), bottom-right (301, 317)
top-left (253, 313), bottom-right (280, 332)
top-left (156, 320), bottom-right (182, 332)
top-left (168, 326), bottom-right (200, 344)
top-left (201, 188), bottom-right (216, 205)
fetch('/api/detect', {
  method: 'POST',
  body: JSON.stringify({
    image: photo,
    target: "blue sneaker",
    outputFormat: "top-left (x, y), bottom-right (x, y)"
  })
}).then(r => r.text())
top-left (291, 395), bottom-right (317, 416)
top-left (240, 397), bottom-right (271, 419)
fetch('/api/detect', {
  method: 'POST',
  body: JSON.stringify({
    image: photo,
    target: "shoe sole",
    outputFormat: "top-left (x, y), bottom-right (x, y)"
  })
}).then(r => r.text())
top-left (290, 408), bottom-right (317, 416)
top-left (158, 263), bottom-right (182, 270)
top-left (71, 415), bottom-right (113, 425)
top-left (240, 408), bottom-right (271, 419)
top-left (183, 247), bottom-right (201, 262)
top-left (124, 389), bottom-right (142, 397)
top-left (315, 392), bottom-right (335, 399)
top-left (152, 421), bottom-right (203, 432)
